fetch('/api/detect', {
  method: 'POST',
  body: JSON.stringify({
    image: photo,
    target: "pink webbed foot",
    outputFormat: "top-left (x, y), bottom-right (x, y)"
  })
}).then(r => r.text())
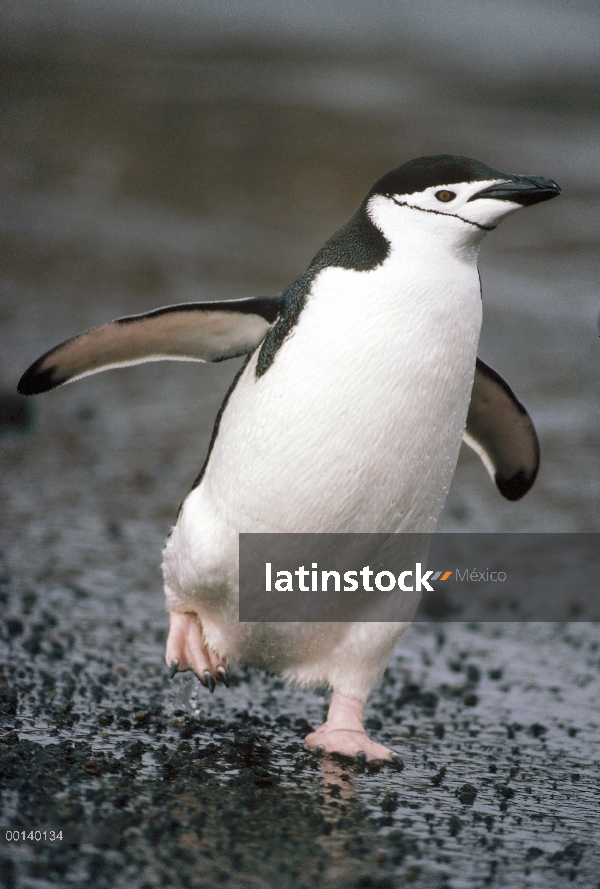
top-left (305, 691), bottom-right (403, 766)
top-left (165, 612), bottom-right (229, 693)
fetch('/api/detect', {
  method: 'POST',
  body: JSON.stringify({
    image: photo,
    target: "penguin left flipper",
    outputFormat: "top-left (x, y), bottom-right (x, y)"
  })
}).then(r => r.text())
top-left (463, 358), bottom-right (540, 501)
top-left (17, 296), bottom-right (284, 395)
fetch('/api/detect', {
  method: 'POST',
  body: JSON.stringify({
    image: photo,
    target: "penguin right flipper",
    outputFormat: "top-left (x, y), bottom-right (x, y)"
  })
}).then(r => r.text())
top-left (18, 296), bottom-right (284, 395)
top-left (463, 358), bottom-right (540, 501)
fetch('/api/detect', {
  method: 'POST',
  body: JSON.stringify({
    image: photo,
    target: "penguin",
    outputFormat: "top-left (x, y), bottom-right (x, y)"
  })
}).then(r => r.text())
top-left (19, 155), bottom-right (560, 763)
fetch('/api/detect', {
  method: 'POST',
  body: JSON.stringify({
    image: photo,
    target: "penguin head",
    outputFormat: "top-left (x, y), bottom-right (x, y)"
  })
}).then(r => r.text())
top-left (368, 154), bottom-right (560, 236)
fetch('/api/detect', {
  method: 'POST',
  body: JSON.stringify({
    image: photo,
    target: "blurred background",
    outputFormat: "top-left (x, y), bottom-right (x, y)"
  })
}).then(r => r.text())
top-left (1, 0), bottom-right (598, 541)
top-left (1, 5), bottom-right (600, 887)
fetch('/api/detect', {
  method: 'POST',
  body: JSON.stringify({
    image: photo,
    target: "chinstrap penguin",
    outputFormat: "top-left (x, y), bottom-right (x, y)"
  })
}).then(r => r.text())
top-left (19, 155), bottom-right (560, 762)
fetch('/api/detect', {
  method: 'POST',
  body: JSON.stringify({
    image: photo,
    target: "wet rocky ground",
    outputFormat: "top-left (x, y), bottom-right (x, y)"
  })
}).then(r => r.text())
top-left (1, 560), bottom-right (599, 888)
top-left (1, 21), bottom-right (600, 889)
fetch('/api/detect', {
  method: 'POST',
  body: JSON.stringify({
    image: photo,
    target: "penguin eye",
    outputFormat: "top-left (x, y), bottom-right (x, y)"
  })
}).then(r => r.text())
top-left (435, 190), bottom-right (456, 203)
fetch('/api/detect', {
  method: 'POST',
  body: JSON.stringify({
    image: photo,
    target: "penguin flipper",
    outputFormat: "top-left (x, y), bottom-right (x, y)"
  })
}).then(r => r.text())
top-left (463, 358), bottom-right (540, 501)
top-left (18, 296), bottom-right (284, 395)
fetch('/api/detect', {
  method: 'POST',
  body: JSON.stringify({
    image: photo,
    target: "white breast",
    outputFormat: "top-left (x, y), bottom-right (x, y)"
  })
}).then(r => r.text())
top-left (203, 242), bottom-right (480, 528)
top-left (162, 206), bottom-right (482, 686)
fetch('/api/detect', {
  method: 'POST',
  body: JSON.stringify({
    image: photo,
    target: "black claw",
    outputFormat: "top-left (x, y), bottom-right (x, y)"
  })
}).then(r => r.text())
top-left (314, 744), bottom-right (324, 756)
top-left (216, 666), bottom-right (230, 688)
top-left (203, 670), bottom-right (216, 693)
top-left (169, 659), bottom-right (179, 679)
top-left (356, 750), bottom-right (367, 765)
top-left (390, 753), bottom-right (404, 770)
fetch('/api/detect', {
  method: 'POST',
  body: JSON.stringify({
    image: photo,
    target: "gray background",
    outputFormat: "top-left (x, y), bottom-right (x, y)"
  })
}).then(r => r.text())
top-left (1, 2), bottom-right (599, 887)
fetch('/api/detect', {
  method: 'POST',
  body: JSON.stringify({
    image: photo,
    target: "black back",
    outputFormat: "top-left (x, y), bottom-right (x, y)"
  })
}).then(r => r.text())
top-left (256, 204), bottom-right (390, 377)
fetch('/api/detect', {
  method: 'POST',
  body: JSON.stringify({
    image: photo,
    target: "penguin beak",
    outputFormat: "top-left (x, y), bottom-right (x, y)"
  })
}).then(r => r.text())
top-left (469, 176), bottom-right (561, 206)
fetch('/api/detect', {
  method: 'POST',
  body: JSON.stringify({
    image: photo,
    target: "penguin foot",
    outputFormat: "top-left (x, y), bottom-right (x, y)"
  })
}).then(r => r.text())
top-left (304, 690), bottom-right (398, 764)
top-left (305, 727), bottom-right (396, 763)
top-left (165, 611), bottom-right (228, 689)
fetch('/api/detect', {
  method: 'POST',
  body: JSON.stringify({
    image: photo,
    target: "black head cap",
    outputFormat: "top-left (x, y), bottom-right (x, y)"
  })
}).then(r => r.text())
top-left (370, 155), bottom-right (511, 198)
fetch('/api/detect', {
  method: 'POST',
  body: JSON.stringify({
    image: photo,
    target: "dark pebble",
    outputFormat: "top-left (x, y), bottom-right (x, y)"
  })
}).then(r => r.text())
top-left (381, 791), bottom-right (399, 813)
top-left (456, 784), bottom-right (477, 805)
top-left (5, 618), bottom-right (24, 638)
top-left (549, 841), bottom-right (586, 866)
top-left (529, 723), bottom-right (547, 738)
top-left (495, 784), bottom-right (515, 800)
top-left (448, 814), bottom-right (463, 836)
top-left (465, 665), bottom-right (481, 686)
top-left (506, 723), bottom-right (522, 739)
top-left (0, 684), bottom-right (18, 716)
top-left (431, 766), bottom-right (446, 787)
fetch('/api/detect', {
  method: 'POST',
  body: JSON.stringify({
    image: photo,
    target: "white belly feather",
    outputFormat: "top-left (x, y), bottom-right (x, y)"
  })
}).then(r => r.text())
top-left (162, 242), bottom-right (482, 697)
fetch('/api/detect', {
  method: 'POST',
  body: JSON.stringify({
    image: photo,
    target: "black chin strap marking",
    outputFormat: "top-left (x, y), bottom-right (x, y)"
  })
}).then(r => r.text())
top-left (390, 197), bottom-right (496, 232)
